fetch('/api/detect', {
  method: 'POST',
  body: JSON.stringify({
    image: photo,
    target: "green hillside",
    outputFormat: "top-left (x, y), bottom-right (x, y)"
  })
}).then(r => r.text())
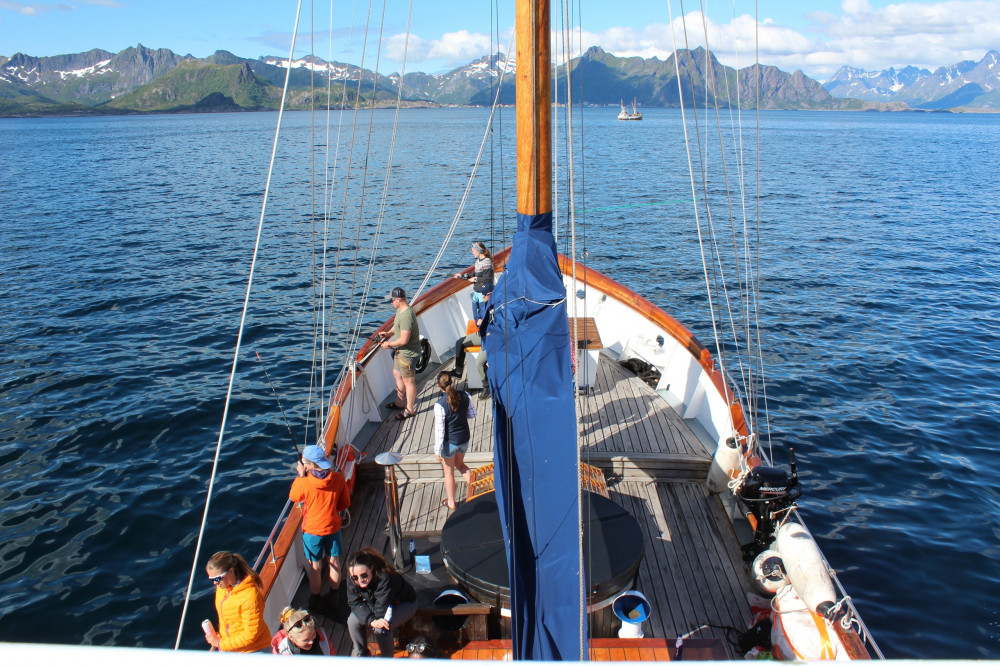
top-left (0, 79), bottom-right (92, 116)
top-left (101, 61), bottom-right (281, 112)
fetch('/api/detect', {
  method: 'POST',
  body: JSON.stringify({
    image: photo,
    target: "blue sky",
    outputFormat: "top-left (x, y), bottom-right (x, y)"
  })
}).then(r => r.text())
top-left (1, 0), bottom-right (998, 80)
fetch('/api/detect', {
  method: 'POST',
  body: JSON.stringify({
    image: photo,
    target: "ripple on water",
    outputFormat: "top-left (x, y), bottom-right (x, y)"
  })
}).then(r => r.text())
top-left (1, 109), bottom-right (1000, 656)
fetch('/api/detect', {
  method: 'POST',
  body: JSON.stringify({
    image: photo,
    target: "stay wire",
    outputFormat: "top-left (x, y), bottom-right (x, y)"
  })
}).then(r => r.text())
top-left (412, 30), bottom-right (515, 302)
top-left (329, 0), bottom-right (386, 389)
top-left (753, 0), bottom-right (774, 459)
top-left (310, 0), bottom-right (348, 444)
top-left (557, 0), bottom-right (589, 653)
top-left (255, 350), bottom-right (301, 458)
top-left (173, 0), bottom-right (304, 650)
top-left (319, 0), bottom-right (361, 402)
top-left (674, 0), bottom-right (738, 439)
top-left (349, 0), bottom-right (414, 349)
top-left (695, 0), bottom-right (755, 436)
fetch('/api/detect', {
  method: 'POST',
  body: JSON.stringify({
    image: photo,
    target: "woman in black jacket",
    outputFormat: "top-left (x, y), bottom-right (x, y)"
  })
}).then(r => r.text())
top-left (345, 547), bottom-right (418, 657)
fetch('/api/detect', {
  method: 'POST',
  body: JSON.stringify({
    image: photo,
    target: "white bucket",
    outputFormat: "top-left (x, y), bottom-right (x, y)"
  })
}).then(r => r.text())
top-left (433, 589), bottom-right (470, 632)
top-left (611, 590), bottom-right (650, 639)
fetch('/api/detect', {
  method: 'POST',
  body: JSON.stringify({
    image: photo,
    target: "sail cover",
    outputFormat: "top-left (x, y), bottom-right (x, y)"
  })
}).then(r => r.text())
top-left (485, 211), bottom-right (586, 660)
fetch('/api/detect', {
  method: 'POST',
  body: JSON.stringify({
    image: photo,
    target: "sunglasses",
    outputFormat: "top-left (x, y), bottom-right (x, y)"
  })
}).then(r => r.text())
top-left (291, 615), bottom-right (314, 631)
top-left (407, 642), bottom-right (428, 654)
top-left (350, 571), bottom-right (371, 582)
top-left (209, 573), bottom-right (226, 585)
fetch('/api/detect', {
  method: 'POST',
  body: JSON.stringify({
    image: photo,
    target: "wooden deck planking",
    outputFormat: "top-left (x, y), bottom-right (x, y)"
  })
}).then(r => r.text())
top-left (655, 481), bottom-right (751, 649)
top-left (302, 354), bottom-right (749, 658)
top-left (591, 357), bottom-right (641, 453)
top-left (612, 480), bottom-right (697, 639)
top-left (618, 364), bottom-right (671, 455)
top-left (671, 482), bottom-right (754, 631)
top-left (618, 358), bottom-right (704, 458)
top-left (358, 356), bottom-right (707, 470)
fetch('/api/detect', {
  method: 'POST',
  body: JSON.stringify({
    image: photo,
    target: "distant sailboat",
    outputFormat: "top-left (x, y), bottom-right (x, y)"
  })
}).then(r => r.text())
top-left (618, 97), bottom-right (643, 120)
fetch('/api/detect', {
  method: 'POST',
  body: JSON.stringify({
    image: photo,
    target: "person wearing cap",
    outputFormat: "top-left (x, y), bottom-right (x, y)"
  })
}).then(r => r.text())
top-left (450, 281), bottom-right (492, 398)
top-left (289, 444), bottom-right (351, 615)
top-left (381, 287), bottom-right (421, 420)
top-left (270, 606), bottom-right (333, 655)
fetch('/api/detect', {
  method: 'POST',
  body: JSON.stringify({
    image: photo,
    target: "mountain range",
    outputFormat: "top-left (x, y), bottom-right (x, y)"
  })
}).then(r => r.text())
top-left (2, 43), bottom-right (994, 117)
top-left (823, 50), bottom-right (1000, 110)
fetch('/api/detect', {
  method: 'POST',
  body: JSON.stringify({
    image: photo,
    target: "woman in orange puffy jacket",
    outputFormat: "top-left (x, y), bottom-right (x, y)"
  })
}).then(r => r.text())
top-left (204, 551), bottom-right (271, 653)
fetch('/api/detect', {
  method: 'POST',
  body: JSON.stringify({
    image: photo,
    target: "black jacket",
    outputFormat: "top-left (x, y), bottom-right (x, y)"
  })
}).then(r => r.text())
top-left (347, 570), bottom-right (417, 626)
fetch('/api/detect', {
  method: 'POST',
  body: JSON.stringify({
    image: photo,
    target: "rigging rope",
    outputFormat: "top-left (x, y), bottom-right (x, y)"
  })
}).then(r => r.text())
top-left (557, 0), bottom-right (588, 654)
top-left (669, 0), bottom-right (767, 444)
top-left (411, 30), bottom-right (516, 303)
top-left (173, 0), bottom-right (305, 650)
top-left (309, 0), bottom-right (362, 444)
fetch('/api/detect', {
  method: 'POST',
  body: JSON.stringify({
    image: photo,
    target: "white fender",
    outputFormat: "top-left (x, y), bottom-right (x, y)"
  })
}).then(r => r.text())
top-left (707, 436), bottom-right (740, 494)
top-left (751, 549), bottom-right (787, 596)
top-left (774, 522), bottom-right (836, 616)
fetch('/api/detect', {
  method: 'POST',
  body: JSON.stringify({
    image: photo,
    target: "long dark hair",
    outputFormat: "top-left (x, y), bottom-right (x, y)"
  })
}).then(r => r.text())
top-left (473, 241), bottom-right (490, 258)
top-left (437, 371), bottom-right (461, 413)
top-left (345, 546), bottom-right (396, 579)
top-left (206, 551), bottom-right (261, 588)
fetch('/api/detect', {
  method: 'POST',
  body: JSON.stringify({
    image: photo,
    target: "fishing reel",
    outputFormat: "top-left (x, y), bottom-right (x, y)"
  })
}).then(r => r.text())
top-left (736, 448), bottom-right (802, 561)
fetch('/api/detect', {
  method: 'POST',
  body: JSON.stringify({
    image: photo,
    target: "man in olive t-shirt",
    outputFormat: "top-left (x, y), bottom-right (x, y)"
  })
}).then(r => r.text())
top-left (381, 287), bottom-right (421, 418)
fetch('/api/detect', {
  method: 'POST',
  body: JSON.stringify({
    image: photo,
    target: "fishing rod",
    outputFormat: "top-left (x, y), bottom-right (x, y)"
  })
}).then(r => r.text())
top-left (254, 350), bottom-right (301, 458)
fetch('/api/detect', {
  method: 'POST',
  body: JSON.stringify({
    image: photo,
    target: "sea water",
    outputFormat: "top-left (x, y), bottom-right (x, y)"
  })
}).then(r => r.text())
top-left (1, 108), bottom-right (998, 657)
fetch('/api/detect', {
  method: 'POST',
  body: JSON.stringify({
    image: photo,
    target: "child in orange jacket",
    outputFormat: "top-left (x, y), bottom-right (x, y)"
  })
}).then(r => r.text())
top-left (289, 444), bottom-right (351, 615)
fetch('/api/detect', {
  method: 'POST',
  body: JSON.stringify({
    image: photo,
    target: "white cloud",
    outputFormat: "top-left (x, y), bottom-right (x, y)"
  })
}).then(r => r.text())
top-left (804, 0), bottom-right (1000, 77)
top-left (388, 29), bottom-right (494, 69)
top-left (0, 0), bottom-right (121, 13)
top-left (556, 12), bottom-right (820, 74)
top-left (0, 1), bottom-right (72, 14)
top-left (842, 0), bottom-right (873, 16)
top-left (584, 1), bottom-right (1000, 81)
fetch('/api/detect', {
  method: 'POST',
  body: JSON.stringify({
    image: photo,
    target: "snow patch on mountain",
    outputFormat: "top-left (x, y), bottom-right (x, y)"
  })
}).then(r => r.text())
top-left (56, 59), bottom-right (112, 80)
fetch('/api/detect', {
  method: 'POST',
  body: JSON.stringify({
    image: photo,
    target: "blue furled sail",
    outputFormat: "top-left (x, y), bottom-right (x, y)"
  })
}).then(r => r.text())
top-left (484, 211), bottom-right (587, 660)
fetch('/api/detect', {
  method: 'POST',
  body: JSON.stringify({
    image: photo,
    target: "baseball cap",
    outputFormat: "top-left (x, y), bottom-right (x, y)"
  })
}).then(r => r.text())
top-left (302, 444), bottom-right (332, 469)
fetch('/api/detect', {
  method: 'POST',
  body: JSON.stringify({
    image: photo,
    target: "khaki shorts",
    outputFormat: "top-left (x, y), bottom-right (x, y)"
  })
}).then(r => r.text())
top-left (394, 353), bottom-right (417, 378)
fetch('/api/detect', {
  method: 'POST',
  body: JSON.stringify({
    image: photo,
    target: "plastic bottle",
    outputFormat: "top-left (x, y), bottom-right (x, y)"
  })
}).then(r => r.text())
top-left (202, 619), bottom-right (216, 643)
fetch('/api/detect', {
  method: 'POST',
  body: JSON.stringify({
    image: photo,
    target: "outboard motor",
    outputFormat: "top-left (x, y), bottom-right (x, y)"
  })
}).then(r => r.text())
top-left (736, 448), bottom-right (801, 561)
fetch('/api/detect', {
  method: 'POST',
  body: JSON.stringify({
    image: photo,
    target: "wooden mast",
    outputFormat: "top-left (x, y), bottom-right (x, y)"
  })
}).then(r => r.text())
top-left (516, 0), bottom-right (551, 216)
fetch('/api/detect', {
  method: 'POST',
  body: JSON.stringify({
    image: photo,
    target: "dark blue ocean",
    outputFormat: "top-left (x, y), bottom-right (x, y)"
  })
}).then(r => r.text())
top-left (1, 108), bottom-right (998, 657)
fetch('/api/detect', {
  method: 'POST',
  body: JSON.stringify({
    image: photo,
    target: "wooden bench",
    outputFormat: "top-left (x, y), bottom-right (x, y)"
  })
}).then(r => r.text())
top-left (569, 316), bottom-right (603, 388)
top-left (467, 462), bottom-right (610, 501)
top-left (569, 316), bottom-right (602, 350)
top-left (390, 637), bottom-right (731, 660)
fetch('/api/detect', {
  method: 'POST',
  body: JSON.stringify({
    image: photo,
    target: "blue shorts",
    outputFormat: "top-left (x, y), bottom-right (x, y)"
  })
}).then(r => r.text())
top-left (303, 530), bottom-right (344, 562)
top-left (441, 440), bottom-right (469, 459)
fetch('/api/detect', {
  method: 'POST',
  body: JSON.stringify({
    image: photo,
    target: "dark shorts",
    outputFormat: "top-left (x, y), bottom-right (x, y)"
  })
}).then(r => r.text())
top-left (394, 353), bottom-right (417, 378)
top-left (303, 530), bottom-right (344, 561)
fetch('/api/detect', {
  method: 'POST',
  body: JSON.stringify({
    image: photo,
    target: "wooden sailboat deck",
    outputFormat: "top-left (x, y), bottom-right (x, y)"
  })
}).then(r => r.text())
top-left (301, 353), bottom-right (753, 658)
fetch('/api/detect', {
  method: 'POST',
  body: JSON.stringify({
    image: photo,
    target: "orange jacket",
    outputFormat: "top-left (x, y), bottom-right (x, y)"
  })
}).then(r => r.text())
top-left (289, 469), bottom-right (350, 536)
top-left (214, 575), bottom-right (271, 652)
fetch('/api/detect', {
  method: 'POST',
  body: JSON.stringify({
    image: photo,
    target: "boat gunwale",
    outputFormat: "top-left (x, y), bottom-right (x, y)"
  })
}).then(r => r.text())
top-left (259, 248), bottom-right (751, 603)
